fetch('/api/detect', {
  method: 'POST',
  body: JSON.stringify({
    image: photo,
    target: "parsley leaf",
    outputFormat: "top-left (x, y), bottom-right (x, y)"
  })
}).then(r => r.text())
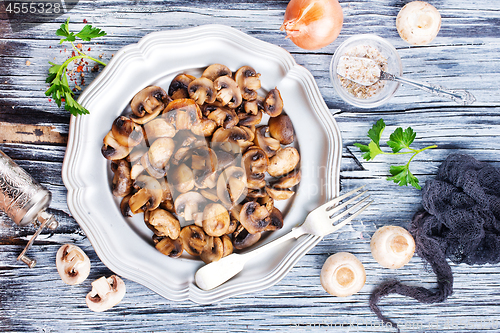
top-left (354, 119), bottom-right (436, 189)
top-left (387, 127), bottom-right (416, 153)
top-left (76, 25), bottom-right (107, 41)
top-left (46, 18), bottom-right (107, 116)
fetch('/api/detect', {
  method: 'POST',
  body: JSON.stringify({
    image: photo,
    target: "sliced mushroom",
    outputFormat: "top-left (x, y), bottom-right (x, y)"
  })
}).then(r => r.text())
top-left (207, 107), bottom-right (239, 129)
top-left (191, 146), bottom-right (218, 172)
top-left (254, 126), bottom-right (281, 158)
top-left (102, 131), bottom-right (132, 160)
top-left (130, 86), bottom-right (167, 118)
top-left (235, 66), bottom-right (261, 101)
top-left (179, 225), bottom-right (208, 256)
top-left (266, 186), bottom-right (295, 201)
top-left (120, 194), bottom-right (133, 217)
top-left (168, 73), bottom-right (196, 99)
top-left (257, 194), bottom-right (274, 213)
top-left (268, 114), bottom-right (294, 145)
top-left (111, 159), bottom-right (132, 197)
top-left (86, 275), bottom-right (126, 312)
top-left (190, 118), bottom-right (217, 137)
top-left (140, 153), bottom-right (166, 179)
top-left (174, 191), bottom-right (207, 221)
top-left (242, 147), bottom-right (268, 175)
top-left (200, 188), bottom-right (219, 202)
top-left (143, 118), bottom-right (176, 142)
top-left (212, 126), bottom-right (252, 153)
top-left (241, 96), bottom-right (264, 115)
top-left (148, 137), bottom-right (175, 170)
top-left (202, 64), bottom-right (232, 81)
top-left (265, 207), bottom-right (284, 231)
top-left (214, 76), bottom-right (242, 108)
top-left (263, 88), bottom-right (283, 117)
top-left (147, 208), bottom-right (181, 239)
top-left (272, 169), bottom-right (301, 189)
top-left (267, 147), bottom-right (300, 177)
top-left (237, 110), bottom-right (262, 127)
top-left (155, 237), bottom-right (183, 258)
top-left (221, 234), bottom-right (233, 257)
top-left (188, 77), bottom-right (216, 105)
top-left (169, 163), bottom-right (195, 193)
top-left (233, 224), bottom-right (261, 250)
top-left (370, 225), bottom-right (415, 269)
top-left (111, 116), bottom-right (144, 147)
top-left (56, 244), bottom-right (91, 285)
top-left (200, 236), bottom-right (224, 264)
top-left (202, 203), bottom-right (231, 237)
top-left (163, 99), bottom-right (202, 130)
top-left (240, 201), bottom-right (271, 234)
top-left (217, 166), bottom-right (248, 208)
top-left (128, 175), bottom-right (163, 213)
top-left (320, 252), bottom-right (366, 297)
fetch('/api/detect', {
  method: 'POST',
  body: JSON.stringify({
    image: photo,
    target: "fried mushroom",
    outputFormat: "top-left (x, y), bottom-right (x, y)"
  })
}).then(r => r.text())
top-left (102, 131), bottom-right (132, 161)
top-left (217, 166), bottom-right (248, 208)
top-left (130, 86), bottom-right (167, 118)
top-left (128, 175), bottom-right (163, 213)
top-left (143, 118), bottom-right (176, 142)
top-left (168, 73), bottom-right (196, 99)
top-left (268, 114), bottom-right (294, 145)
top-left (272, 169), bottom-right (301, 189)
top-left (267, 147), bottom-right (300, 177)
top-left (163, 99), bottom-right (202, 130)
top-left (202, 203), bottom-right (231, 237)
top-left (207, 107), bottom-right (239, 129)
top-left (200, 236), bottom-right (224, 264)
top-left (265, 207), bottom-right (284, 231)
top-left (155, 237), bottom-right (183, 258)
top-left (202, 64), bottom-right (232, 81)
top-left (111, 159), bottom-right (132, 197)
top-left (174, 191), bottom-right (207, 221)
top-left (147, 208), bottom-right (181, 239)
top-left (111, 116), bottom-right (144, 147)
top-left (240, 201), bottom-right (271, 234)
top-left (170, 163), bottom-right (195, 193)
top-left (254, 126), bottom-right (281, 158)
top-left (188, 77), bottom-right (216, 105)
top-left (235, 66), bottom-right (261, 101)
top-left (233, 224), bottom-right (261, 250)
top-left (214, 76), bottom-right (242, 108)
top-left (179, 225), bottom-right (208, 256)
top-left (148, 137), bottom-right (175, 170)
top-left (263, 88), bottom-right (283, 117)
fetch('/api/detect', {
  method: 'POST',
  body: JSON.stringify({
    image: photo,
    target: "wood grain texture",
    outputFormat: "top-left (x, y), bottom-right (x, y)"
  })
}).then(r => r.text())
top-left (1, 0), bottom-right (500, 332)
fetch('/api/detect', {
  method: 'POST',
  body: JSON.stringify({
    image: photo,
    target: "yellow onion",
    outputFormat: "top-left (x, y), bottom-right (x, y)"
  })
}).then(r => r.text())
top-left (280, 0), bottom-right (343, 50)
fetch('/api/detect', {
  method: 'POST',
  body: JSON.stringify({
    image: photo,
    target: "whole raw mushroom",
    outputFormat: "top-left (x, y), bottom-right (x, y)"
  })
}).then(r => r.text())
top-left (370, 225), bottom-right (415, 269)
top-left (396, 1), bottom-right (441, 45)
top-left (320, 252), bottom-right (366, 297)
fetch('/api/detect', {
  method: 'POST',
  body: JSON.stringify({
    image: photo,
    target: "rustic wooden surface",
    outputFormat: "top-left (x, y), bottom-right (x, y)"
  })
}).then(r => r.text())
top-left (1, 0), bottom-right (500, 332)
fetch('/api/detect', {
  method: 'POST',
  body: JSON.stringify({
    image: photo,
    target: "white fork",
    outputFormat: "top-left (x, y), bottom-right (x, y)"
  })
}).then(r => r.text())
top-left (195, 186), bottom-right (372, 291)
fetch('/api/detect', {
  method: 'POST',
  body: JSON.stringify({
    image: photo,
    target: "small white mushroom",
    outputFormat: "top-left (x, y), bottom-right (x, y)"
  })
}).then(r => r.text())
top-left (56, 244), bottom-right (91, 285)
top-left (86, 275), bottom-right (126, 312)
top-left (320, 252), bottom-right (366, 297)
top-left (370, 225), bottom-right (416, 269)
top-left (396, 1), bottom-right (441, 46)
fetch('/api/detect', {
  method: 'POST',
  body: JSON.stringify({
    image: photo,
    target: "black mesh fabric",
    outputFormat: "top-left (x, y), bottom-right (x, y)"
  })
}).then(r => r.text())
top-left (369, 154), bottom-right (500, 331)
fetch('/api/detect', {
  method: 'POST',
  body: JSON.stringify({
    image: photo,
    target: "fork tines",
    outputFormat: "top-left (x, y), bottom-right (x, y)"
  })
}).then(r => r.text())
top-left (326, 186), bottom-right (372, 232)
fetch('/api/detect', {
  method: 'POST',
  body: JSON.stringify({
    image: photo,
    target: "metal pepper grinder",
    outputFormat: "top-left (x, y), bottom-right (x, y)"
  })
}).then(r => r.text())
top-left (0, 150), bottom-right (58, 268)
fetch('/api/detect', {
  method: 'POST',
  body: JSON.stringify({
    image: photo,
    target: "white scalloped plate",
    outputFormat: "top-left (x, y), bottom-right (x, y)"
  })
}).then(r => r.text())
top-left (62, 25), bottom-right (341, 304)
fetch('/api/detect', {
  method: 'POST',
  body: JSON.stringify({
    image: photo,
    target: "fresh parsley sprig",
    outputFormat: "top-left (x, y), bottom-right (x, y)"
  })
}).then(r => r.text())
top-left (354, 119), bottom-right (437, 190)
top-left (45, 18), bottom-right (107, 116)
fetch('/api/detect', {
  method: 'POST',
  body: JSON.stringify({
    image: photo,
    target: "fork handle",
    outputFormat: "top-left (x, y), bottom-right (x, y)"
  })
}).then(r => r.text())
top-left (381, 72), bottom-right (476, 105)
top-left (195, 227), bottom-right (305, 291)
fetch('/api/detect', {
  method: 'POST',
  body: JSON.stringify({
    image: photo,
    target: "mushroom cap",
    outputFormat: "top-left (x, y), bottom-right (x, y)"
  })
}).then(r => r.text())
top-left (202, 203), bottom-right (231, 237)
top-left (163, 99), bottom-right (202, 130)
top-left (148, 137), bottom-right (175, 170)
top-left (102, 131), bottom-right (132, 161)
top-left (214, 76), bottom-right (243, 109)
top-left (239, 201), bottom-right (271, 234)
top-left (396, 1), bottom-right (441, 46)
top-left (267, 147), bottom-right (300, 177)
top-left (111, 159), bottom-right (132, 197)
top-left (188, 77), bottom-right (217, 105)
top-left (147, 208), bottom-right (181, 239)
top-left (234, 66), bottom-right (261, 101)
top-left (263, 88), bottom-right (283, 117)
top-left (265, 207), bottom-right (284, 231)
top-left (111, 116), bottom-right (144, 147)
top-left (237, 110), bottom-right (262, 127)
top-left (207, 106), bottom-right (239, 129)
top-left (217, 166), bottom-right (248, 208)
top-left (268, 114), bottom-right (294, 145)
top-left (233, 224), bottom-right (261, 250)
top-left (128, 175), bottom-right (163, 213)
top-left (202, 64), bottom-right (232, 81)
top-left (179, 225), bottom-right (208, 256)
top-left (370, 225), bottom-right (416, 269)
top-left (174, 191), bottom-right (207, 221)
top-left (56, 244), bottom-right (91, 285)
top-left (265, 186), bottom-right (295, 201)
top-left (143, 118), bottom-right (176, 142)
top-left (272, 169), bottom-right (301, 189)
top-left (130, 86), bottom-right (167, 117)
top-left (155, 237), bottom-right (183, 258)
top-left (190, 118), bottom-right (218, 137)
top-left (200, 236), bottom-right (224, 264)
top-left (169, 163), bottom-right (195, 193)
top-left (320, 252), bottom-right (366, 297)
top-left (168, 73), bottom-right (196, 99)
top-left (86, 275), bottom-right (126, 312)
top-left (254, 126), bottom-right (281, 158)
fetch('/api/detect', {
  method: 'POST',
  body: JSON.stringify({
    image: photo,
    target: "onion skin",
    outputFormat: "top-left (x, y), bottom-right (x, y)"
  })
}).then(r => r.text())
top-left (281, 0), bottom-right (343, 50)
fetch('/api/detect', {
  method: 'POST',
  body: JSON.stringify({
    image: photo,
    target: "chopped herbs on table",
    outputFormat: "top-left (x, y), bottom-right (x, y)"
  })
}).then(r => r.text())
top-left (354, 119), bottom-right (437, 189)
top-left (45, 18), bottom-right (107, 116)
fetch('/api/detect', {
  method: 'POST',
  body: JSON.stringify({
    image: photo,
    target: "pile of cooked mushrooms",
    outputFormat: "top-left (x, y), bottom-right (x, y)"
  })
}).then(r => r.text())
top-left (101, 64), bottom-right (301, 264)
